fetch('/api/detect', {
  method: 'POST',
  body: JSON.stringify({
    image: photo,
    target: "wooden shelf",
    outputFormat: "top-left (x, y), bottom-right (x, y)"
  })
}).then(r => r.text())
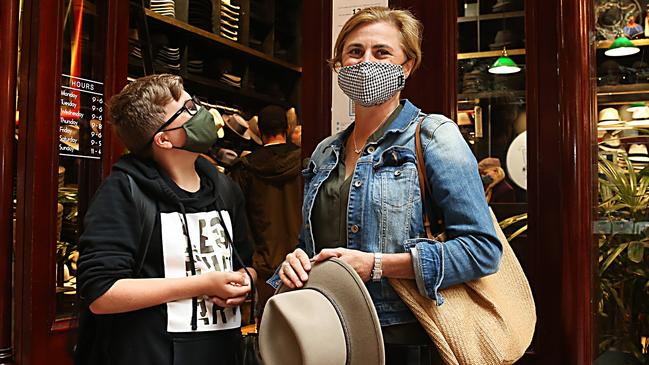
top-left (458, 48), bottom-right (526, 60)
top-left (597, 38), bottom-right (649, 49)
top-left (458, 89), bottom-right (526, 100)
top-left (128, 59), bottom-right (292, 108)
top-left (144, 9), bottom-right (301, 73)
top-left (458, 11), bottom-right (525, 23)
top-left (597, 83), bottom-right (649, 105)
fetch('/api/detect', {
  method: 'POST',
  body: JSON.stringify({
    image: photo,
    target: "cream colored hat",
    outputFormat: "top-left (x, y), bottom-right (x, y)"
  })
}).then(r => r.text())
top-left (259, 258), bottom-right (384, 365)
top-left (626, 107), bottom-right (649, 128)
top-left (598, 107), bottom-right (623, 127)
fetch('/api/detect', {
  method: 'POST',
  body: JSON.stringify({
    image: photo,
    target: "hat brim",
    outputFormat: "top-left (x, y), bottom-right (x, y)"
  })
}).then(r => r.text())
top-left (272, 258), bottom-right (385, 365)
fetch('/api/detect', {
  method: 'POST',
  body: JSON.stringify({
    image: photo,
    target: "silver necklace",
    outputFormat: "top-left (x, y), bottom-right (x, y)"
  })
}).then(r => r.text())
top-left (351, 105), bottom-right (399, 155)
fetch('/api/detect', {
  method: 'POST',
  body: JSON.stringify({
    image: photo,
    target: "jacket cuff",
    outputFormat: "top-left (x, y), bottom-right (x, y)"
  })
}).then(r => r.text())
top-left (404, 238), bottom-right (445, 305)
top-left (266, 266), bottom-right (283, 290)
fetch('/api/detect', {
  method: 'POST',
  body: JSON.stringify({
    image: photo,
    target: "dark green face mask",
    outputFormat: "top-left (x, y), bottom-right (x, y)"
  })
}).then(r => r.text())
top-left (165, 107), bottom-right (219, 153)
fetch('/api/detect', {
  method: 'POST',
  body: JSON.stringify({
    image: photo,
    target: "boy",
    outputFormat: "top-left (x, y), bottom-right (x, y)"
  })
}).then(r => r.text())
top-left (76, 74), bottom-right (256, 364)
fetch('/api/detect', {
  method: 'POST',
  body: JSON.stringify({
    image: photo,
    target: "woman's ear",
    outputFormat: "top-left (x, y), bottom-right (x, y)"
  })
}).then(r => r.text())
top-left (403, 59), bottom-right (415, 79)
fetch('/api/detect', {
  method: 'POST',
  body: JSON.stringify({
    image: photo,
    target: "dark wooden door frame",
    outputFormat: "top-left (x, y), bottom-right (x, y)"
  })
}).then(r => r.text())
top-left (14, 0), bottom-right (66, 364)
top-left (0, 0), bottom-right (20, 363)
top-left (14, 0), bottom-right (129, 363)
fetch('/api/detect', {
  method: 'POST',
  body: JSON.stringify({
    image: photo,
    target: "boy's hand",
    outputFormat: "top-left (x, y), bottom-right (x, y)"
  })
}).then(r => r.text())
top-left (202, 271), bottom-right (250, 300)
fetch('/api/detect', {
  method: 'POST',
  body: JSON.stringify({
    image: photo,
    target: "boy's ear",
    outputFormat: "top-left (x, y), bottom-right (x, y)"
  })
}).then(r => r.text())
top-left (152, 131), bottom-right (174, 150)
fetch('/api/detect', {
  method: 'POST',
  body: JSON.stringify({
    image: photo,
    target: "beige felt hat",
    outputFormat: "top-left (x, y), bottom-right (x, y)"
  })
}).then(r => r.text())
top-left (259, 258), bottom-right (384, 365)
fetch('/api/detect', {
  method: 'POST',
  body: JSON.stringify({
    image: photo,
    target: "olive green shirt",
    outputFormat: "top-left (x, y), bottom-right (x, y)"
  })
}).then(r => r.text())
top-left (311, 105), bottom-right (403, 253)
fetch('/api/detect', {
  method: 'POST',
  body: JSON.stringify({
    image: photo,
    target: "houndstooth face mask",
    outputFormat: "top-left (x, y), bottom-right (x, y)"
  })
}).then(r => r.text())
top-left (338, 61), bottom-right (406, 107)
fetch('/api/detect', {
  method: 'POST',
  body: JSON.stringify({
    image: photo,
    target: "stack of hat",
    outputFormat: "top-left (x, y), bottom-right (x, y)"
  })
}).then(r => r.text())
top-left (598, 107), bottom-right (625, 129)
top-left (489, 29), bottom-right (521, 50)
top-left (218, 0), bottom-right (241, 41)
top-left (154, 46), bottom-right (181, 72)
top-left (462, 69), bottom-right (489, 93)
top-left (187, 49), bottom-right (204, 74)
top-left (150, 0), bottom-right (175, 17)
top-left (220, 73), bottom-right (241, 88)
top-left (626, 106), bottom-right (649, 128)
top-left (189, 0), bottom-right (213, 31)
top-left (492, 0), bottom-right (513, 13)
top-left (628, 144), bottom-right (649, 172)
top-left (128, 29), bottom-right (142, 60)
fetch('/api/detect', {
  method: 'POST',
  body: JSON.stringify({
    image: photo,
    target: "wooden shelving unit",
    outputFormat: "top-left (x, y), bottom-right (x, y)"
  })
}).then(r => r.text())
top-left (129, 0), bottom-right (302, 115)
top-left (144, 9), bottom-right (301, 73)
top-left (457, 10), bottom-right (524, 23)
top-left (458, 48), bottom-right (526, 60)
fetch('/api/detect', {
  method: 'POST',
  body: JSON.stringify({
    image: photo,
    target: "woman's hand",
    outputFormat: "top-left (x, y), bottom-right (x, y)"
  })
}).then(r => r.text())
top-left (314, 248), bottom-right (374, 282)
top-left (278, 248), bottom-right (312, 289)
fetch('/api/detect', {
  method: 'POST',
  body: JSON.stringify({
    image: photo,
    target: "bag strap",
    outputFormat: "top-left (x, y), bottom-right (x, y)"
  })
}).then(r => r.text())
top-left (415, 120), bottom-right (435, 239)
top-left (126, 174), bottom-right (156, 277)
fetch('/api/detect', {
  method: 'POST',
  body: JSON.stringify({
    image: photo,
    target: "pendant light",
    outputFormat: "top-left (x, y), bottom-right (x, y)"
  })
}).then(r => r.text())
top-left (605, 36), bottom-right (640, 57)
top-left (488, 48), bottom-right (521, 75)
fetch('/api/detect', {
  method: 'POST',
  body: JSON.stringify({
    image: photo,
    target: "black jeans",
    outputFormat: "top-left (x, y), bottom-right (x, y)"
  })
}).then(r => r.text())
top-left (385, 343), bottom-right (445, 365)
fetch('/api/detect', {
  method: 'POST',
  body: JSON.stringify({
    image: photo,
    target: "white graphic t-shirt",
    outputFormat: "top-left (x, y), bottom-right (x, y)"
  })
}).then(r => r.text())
top-left (161, 210), bottom-right (241, 332)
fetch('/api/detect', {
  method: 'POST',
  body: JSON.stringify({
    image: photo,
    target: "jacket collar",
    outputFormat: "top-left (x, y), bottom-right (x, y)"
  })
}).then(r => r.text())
top-left (328, 99), bottom-right (421, 150)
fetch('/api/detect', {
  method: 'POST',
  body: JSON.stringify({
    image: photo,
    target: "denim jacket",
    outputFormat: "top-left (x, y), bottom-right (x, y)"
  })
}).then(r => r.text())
top-left (269, 99), bottom-right (502, 326)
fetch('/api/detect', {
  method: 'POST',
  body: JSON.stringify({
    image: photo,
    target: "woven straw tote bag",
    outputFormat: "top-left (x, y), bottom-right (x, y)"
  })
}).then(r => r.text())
top-left (388, 120), bottom-right (536, 365)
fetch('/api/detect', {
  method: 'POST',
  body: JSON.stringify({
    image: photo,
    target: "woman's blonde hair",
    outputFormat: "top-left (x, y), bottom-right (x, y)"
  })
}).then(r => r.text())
top-left (330, 7), bottom-right (423, 72)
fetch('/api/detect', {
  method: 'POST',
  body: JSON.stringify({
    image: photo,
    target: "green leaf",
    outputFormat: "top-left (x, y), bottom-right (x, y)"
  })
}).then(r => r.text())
top-left (601, 243), bottom-right (628, 274)
top-left (628, 241), bottom-right (645, 263)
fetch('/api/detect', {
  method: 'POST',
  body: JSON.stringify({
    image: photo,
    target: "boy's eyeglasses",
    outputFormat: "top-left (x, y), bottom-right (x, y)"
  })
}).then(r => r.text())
top-left (143, 96), bottom-right (202, 148)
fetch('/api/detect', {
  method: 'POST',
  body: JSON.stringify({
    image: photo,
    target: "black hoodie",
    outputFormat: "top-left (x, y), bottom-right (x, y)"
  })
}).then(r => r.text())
top-left (77, 154), bottom-right (252, 365)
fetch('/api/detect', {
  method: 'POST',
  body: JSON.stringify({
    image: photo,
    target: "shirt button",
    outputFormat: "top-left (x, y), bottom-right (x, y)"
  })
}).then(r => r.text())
top-left (394, 170), bottom-right (402, 176)
top-left (367, 146), bottom-right (375, 153)
top-left (354, 180), bottom-right (362, 187)
top-left (351, 225), bottom-right (360, 233)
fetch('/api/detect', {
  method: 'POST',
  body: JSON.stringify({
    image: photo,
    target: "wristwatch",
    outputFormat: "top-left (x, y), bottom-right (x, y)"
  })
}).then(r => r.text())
top-left (371, 252), bottom-right (383, 282)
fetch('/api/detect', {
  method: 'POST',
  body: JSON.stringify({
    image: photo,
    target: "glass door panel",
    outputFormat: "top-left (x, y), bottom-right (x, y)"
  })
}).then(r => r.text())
top-left (56, 0), bottom-right (107, 319)
top-left (594, 1), bottom-right (649, 362)
top-left (456, 0), bottom-right (528, 250)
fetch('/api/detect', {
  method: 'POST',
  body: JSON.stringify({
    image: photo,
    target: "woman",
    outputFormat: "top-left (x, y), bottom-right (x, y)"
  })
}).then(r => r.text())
top-left (275, 7), bottom-right (502, 365)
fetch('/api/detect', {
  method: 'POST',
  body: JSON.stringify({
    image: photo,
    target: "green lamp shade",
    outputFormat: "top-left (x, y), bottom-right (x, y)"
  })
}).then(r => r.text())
top-left (488, 56), bottom-right (521, 74)
top-left (605, 36), bottom-right (640, 57)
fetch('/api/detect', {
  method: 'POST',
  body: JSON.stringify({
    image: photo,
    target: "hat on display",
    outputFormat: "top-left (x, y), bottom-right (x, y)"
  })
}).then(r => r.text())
top-left (215, 148), bottom-right (239, 166)
top-left (626, 107), bottom-right (649, 128)
top-left (259, 258), bottom-right (385, 365)
top-left (489, 29), bottom-right (519, 50)
top-left (492, 0), bottom-right (513, 12)
top-left (246, 115), bottom-right (263, 145)
top-left (628, 143), bottom-right (649, 165)
top-left (598, 107), bottom-right (623, 127)
top-left (599, 132), bottom-right (621, 152)
top-left (627, 102), bottom-right (647, 113)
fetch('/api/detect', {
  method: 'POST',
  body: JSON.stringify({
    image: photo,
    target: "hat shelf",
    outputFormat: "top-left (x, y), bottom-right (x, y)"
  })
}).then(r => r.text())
top-left (129, 0), bottom-right (302, 118)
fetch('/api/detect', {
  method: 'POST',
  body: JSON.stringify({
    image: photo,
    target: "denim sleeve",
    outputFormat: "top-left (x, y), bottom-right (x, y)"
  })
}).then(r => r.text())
top-left (405, 118), bottom-right (503, 305)
top-left (266, 229), bottom-right (308, 289)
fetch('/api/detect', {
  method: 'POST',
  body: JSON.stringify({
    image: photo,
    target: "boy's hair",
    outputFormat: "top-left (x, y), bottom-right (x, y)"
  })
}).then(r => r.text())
top-left (109, 74), bottom-right (184, 156)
